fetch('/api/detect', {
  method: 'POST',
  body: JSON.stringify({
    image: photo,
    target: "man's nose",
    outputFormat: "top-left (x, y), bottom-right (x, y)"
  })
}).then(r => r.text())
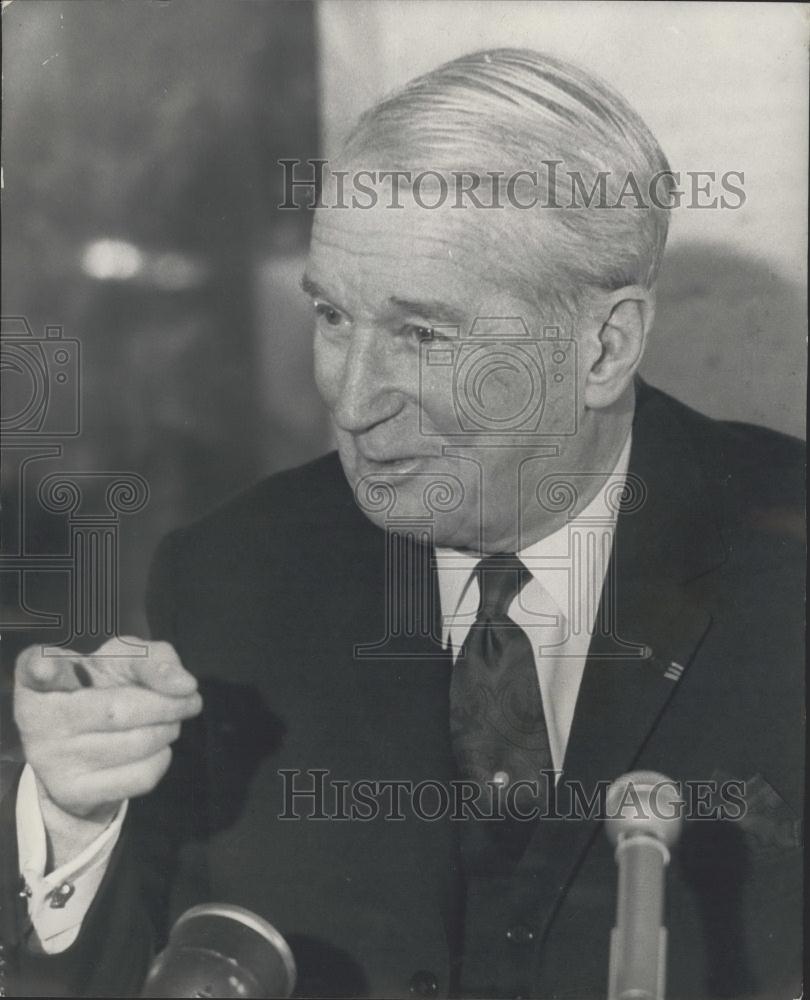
top-left (332, 326), bottom-right (406, 433)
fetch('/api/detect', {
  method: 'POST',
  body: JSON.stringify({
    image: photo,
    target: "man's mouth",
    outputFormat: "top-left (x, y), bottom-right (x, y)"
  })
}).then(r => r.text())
top-left (357, 451), bottom-right (423, 472)
top-left (363, 454), bottom-right (417, 465)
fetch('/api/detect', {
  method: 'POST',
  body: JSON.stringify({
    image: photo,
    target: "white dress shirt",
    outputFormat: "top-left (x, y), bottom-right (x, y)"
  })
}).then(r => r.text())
top-left (435, 433), bottom-right (632, 774)
top-left (16, 432), bottom-right (631, 951)
top-left (16, 763), bottom-right (126, 952)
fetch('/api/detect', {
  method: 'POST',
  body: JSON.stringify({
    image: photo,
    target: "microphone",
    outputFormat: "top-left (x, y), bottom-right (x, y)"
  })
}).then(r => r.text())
top-left (604, 771), bottom-right (683, 1000)
top-left (141, 903), bottom-right (297, 998)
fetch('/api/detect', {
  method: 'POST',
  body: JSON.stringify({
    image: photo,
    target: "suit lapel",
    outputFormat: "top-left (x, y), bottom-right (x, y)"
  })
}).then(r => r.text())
top-left (523, 379), bottom-right (726, 942)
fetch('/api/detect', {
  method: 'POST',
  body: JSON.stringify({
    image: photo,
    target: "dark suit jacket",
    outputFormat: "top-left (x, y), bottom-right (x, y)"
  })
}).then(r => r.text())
top-left (3, 381), bottom-right (804, 998)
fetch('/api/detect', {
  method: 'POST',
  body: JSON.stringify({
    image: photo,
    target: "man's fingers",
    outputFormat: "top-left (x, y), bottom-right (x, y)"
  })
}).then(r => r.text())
top-left (127, 642), bottom-right (198, 697)
top-left (89, 639), bottom-right (197, 697)
top-left (15, 638), bottom-right (200, 824)
top-left (31, 722), bottom-right (182, 771)
top-left (16, 685), bottom-right (202, 737)
top-left (15, 647), bottom-right (82, 693)
top-left (81, 685), bottom-right (203, 733)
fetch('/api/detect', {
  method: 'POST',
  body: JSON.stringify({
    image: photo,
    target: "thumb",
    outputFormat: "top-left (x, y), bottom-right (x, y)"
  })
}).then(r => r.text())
top-left (15, 647), bottom-right (82, 693)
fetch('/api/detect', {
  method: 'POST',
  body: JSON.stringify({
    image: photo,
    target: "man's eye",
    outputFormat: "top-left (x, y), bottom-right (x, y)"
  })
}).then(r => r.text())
top-left (404, 324), bottom-right (437, 342)
top-left (314, 302), bottom-right (342, 326)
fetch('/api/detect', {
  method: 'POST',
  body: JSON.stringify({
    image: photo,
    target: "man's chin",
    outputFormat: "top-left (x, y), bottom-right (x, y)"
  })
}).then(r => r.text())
top-left (353, 503), bottom-right (478, 550)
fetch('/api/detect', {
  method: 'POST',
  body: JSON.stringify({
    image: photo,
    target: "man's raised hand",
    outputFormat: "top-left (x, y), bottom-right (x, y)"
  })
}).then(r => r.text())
top-left (14, 638), bottom-right (202, 867)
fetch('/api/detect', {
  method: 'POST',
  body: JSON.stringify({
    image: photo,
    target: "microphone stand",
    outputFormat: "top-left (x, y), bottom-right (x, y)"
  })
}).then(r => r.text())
top-left (605, 771), bottom-right (683, 1000)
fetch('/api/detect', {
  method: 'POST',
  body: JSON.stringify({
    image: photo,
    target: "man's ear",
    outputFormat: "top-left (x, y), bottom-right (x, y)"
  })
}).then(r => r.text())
top-left (583, 286), bottom-right (655, 408)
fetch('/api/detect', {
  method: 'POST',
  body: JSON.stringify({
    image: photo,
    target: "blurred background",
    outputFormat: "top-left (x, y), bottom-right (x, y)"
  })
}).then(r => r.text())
top-left (1, 1), bottom-right (806, 718)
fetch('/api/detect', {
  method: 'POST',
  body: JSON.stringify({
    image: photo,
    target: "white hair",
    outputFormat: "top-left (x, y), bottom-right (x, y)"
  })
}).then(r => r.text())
top-left (337, 48), bottom-right (673, 311)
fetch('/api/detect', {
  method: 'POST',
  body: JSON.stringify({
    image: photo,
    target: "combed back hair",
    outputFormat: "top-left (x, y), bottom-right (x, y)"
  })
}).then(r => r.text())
top-left (337, 48), bottom-right (674, 313)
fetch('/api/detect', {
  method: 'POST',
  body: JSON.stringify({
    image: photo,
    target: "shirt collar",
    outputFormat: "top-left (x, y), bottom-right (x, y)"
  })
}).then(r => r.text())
top-left (434, 432), bottom-right (633, 640)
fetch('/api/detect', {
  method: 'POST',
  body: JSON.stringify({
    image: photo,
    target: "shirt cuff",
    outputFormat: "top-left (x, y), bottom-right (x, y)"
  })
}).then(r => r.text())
top-left (16, 763), bottom-right (128, 954)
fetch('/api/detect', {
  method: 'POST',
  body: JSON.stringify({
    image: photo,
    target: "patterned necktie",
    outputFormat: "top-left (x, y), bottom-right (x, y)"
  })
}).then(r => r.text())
top-left (449, 554), bottom-right (553, 816)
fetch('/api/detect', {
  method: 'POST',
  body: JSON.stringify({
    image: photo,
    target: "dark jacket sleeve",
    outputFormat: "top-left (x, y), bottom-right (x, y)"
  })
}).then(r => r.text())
top-left (1, 530), bottom-right (192, 998)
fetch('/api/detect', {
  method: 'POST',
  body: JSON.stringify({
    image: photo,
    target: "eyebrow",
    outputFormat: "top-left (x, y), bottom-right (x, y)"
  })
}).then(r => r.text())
top-left (300, 275), bottom-right (466, 327)
top-left (300, 274), bottom-right (330, 299)
top-left (387, 297), bottom-right (467, 325)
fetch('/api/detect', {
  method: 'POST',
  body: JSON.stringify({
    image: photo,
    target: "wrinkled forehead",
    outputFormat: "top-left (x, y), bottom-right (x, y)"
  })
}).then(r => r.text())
top-left (308, 169), bottom-right (558, 312)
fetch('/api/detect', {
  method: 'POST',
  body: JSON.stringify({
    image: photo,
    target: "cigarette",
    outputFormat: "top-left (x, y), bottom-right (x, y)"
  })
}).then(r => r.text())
top-left (71, 660), bottom-right (93, 688)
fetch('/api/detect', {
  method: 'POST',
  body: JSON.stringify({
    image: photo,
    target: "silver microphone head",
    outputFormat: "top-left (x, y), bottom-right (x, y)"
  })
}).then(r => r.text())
top-left (141, 903), bottom-right (297, 998)
top-left (604, 770), bottom-right (684, 847)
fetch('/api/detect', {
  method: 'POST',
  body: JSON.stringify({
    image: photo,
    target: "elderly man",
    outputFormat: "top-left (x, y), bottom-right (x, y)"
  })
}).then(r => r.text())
top-left (4, 49), bottom-right (803, 998)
